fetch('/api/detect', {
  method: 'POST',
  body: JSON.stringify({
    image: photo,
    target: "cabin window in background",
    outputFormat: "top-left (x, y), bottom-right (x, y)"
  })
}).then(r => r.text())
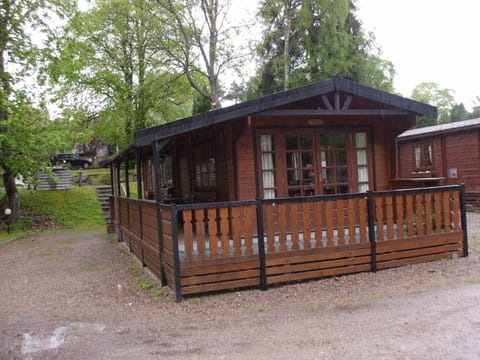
top-left (414, 142), bottom-right (433, 170)
top-left (260, 134), bottom-right (276, 198)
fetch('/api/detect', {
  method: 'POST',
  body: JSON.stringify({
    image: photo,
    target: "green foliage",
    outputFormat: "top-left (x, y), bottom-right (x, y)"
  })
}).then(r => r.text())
top-left (0, 93), bottom-right (62, 184)
top-left (411, 82), bottom-right (455, 125)
top-left (410, 83), bottom-right (480, 127)
top-left (129, 263), bottom-right (165, 300)
top-left (157, 0), bottom-right (241, 108)
top-left (48, 0), bottom-right (195, 150)
top-left (449, 103), bottom-right (474, 122)
top-left (249, 0), bottom-right (394, 96)
top-left (0, 0), bottom-right (75, 218)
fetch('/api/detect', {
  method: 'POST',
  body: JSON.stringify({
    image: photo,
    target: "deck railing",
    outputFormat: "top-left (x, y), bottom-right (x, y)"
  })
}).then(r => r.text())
top-left (113, 185), bottom-right (468, 302)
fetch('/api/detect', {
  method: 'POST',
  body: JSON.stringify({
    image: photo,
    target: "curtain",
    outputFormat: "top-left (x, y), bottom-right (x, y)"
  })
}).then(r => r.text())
top-left (414, 146), bottom-right (421, 168)
top-left (356, 134), bottom-right (369, 192)
top-left (261, 135), bottom-right (275, 198)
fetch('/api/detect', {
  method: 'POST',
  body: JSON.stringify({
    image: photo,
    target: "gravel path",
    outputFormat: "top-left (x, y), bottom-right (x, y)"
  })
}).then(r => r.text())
top-left (1, 214), bottom-right (480, 359)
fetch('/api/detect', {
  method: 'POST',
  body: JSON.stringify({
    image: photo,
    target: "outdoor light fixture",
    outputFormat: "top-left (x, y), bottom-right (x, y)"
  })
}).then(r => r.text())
top-left (4, 208), bottom-right (11, 234)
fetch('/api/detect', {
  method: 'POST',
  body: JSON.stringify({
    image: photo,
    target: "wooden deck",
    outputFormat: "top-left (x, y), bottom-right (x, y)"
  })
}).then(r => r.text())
top-left (112, 185), bottom-right (468, 302)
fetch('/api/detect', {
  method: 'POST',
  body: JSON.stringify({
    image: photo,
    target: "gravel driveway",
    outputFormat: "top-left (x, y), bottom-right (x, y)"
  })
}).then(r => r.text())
top-left (1, 214), bottom-right (480, 359)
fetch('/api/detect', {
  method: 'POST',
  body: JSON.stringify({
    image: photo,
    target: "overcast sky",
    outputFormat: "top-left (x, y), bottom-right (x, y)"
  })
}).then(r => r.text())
top-left (357, 0), bottom-right (480, 110)
top-left (75, 0), bottom-right (480, 110)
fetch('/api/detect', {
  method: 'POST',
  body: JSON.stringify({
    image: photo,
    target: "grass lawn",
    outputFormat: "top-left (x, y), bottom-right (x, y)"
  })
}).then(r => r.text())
top-left (0, 186), bottom-right (106, 243)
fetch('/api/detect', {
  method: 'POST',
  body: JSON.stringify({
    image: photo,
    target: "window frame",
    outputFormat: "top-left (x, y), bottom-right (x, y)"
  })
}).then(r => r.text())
top-left (413, 142), bottom-right (433, 171)
top-left (193, 141), bottom-right (217, 191)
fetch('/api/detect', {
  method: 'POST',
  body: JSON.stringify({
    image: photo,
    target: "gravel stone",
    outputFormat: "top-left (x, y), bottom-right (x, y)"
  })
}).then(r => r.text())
top-left (1, 214), bottom-right (480, 359)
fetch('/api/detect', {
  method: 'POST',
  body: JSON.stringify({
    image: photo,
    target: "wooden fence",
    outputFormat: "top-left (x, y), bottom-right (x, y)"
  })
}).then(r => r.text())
top-left (113, 185), bottom-right (468, 302)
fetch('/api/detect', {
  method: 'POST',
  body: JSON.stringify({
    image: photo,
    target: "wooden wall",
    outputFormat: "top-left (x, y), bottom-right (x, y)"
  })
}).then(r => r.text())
top-left (234, 121), bottom-right (257, 200)
top-left (444, 131), bottom-right (480, 189)
top-left (169, 114), bottom-right (416, 203)
top-left (398, 129), bottom-right (480, 192)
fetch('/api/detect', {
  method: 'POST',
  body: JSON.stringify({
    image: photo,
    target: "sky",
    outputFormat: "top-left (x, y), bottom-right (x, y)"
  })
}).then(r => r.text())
top-left (65, 0), bottom-right (480, 112)
top-left (236, 0), bottom-right (480, 110)
top-left (357, 0), bottom-right (480, 110)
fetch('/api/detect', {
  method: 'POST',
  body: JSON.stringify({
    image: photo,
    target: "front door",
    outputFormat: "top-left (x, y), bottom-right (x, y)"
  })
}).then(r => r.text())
top-left (257, 128), bottom-right (371, 198)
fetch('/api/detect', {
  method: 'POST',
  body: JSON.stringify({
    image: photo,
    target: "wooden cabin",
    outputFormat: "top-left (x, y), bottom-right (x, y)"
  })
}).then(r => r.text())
top-left (397, 117), bottom-right (480, 207)
top-left (109, 76), bottom-right (468, 301)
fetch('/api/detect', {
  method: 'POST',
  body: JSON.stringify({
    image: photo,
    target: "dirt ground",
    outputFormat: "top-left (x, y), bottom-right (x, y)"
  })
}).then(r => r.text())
top-left (1, 214), bottom-right (480, 360)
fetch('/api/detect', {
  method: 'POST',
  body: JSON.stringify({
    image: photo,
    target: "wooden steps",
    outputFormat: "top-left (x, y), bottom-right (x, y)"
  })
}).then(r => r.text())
top-left (36, 168), bottom-right (72, 190)
top-left (96, 185), bottom-right (113, 231)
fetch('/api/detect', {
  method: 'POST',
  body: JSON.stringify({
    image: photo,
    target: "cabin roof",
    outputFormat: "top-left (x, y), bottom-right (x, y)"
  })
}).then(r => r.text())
top-left (134, 75), bottom-right (437, 147)
top-left (398, 117), bottom-right (480, 141)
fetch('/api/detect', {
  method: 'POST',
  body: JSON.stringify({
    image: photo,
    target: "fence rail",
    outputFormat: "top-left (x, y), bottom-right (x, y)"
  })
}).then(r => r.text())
top-left (113, 185), bottom-right (468, 302)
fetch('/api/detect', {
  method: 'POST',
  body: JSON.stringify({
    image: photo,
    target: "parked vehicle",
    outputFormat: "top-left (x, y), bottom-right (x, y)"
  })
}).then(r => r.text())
top-left (51, 153), bottom-right (92, 169)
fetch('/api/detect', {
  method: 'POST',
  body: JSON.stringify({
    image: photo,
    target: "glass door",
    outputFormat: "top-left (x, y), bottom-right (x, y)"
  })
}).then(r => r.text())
top-left (319, 130), bottom-right (349, 194)
top-left (285, 134), bottom-right (315, 196)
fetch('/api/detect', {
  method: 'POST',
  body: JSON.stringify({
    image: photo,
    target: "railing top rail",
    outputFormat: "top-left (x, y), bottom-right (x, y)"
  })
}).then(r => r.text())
top-left (372, 184), bottom-right (463, 197)
top-left (175, 200), bottom-right (258, 211)
top-left (117, 196), bottom-right (157, 205)
top-left (116, 184), bottom-right (464, 211)
top-left (262, 192), bottom-right (367, 205)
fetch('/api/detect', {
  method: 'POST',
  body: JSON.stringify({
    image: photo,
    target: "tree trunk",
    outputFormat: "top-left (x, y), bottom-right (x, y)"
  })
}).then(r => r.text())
top-left (283, 0), bottom-right (291, 91)
top-left (2, 167), bottom-right (19, 221)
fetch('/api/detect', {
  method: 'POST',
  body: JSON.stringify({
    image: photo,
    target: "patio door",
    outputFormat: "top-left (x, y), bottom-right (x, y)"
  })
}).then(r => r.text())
top-left (319, 130), bottom-right (348, 194)
top-left (257, 128), bottom-right (371, 198)
top-left (285, 134), bottom-right (315, 196)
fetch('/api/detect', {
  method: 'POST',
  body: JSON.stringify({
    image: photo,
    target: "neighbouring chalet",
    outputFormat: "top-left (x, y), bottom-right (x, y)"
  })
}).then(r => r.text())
top-left (397, 117), bottom-right (480, 207)
top-left (109, 76), bottom-right (468, 301)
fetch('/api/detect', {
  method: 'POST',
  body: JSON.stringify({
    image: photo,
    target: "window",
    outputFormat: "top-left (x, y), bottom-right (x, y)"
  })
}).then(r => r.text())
top-left (355, 132), bottom-right (369, 192)
top-left (414, 143), bottom-right (433, 170)
top-left (194, 143), bottom-right (216, 190)
top-left (260, 135), bottom-right (276, 198)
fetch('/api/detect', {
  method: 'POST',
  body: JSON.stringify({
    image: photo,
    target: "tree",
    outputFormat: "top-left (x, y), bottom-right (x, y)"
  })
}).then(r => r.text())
top-left (157, 0), bottom-right (243, 109)
top-left (0, 0), bottom-right (71, 219)
top-left (449, 103), bottom-right (472, 122)
top-left (411, 82), bottom-right (455, 126)
top-left (49, 0), bottom-right (194, 150)
top-left (249, 0), bottom-right (394, 96)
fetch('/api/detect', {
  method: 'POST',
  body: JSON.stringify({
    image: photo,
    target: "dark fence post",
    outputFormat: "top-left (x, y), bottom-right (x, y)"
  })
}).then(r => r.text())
top-left (153, 139), bottom-right (166, 285)
top-left (171, 204), bottom-right (183, 302)
top-left (124, 153), bottom-right (130, 198)
top-left (110, 163), bottom-right (114, 196)
top-left (367, 191), bottom-right (377, 272)
top-left (256, 199), bottom-right (268, 291)
top-left (116, 162), bottom-right (121, 198)
top-left (156, 205), bottom-right (166, 286)
top-left (127, 199), bottom-right (132, 253)
top-left (139, 201), bottom-right (145, 267)
top-left (459, 184), bottom-right (469, 257)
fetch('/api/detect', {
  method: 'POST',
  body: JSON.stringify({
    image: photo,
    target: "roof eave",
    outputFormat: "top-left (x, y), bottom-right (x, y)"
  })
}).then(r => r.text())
top-left (135, 76), bottom-right (437, 147)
